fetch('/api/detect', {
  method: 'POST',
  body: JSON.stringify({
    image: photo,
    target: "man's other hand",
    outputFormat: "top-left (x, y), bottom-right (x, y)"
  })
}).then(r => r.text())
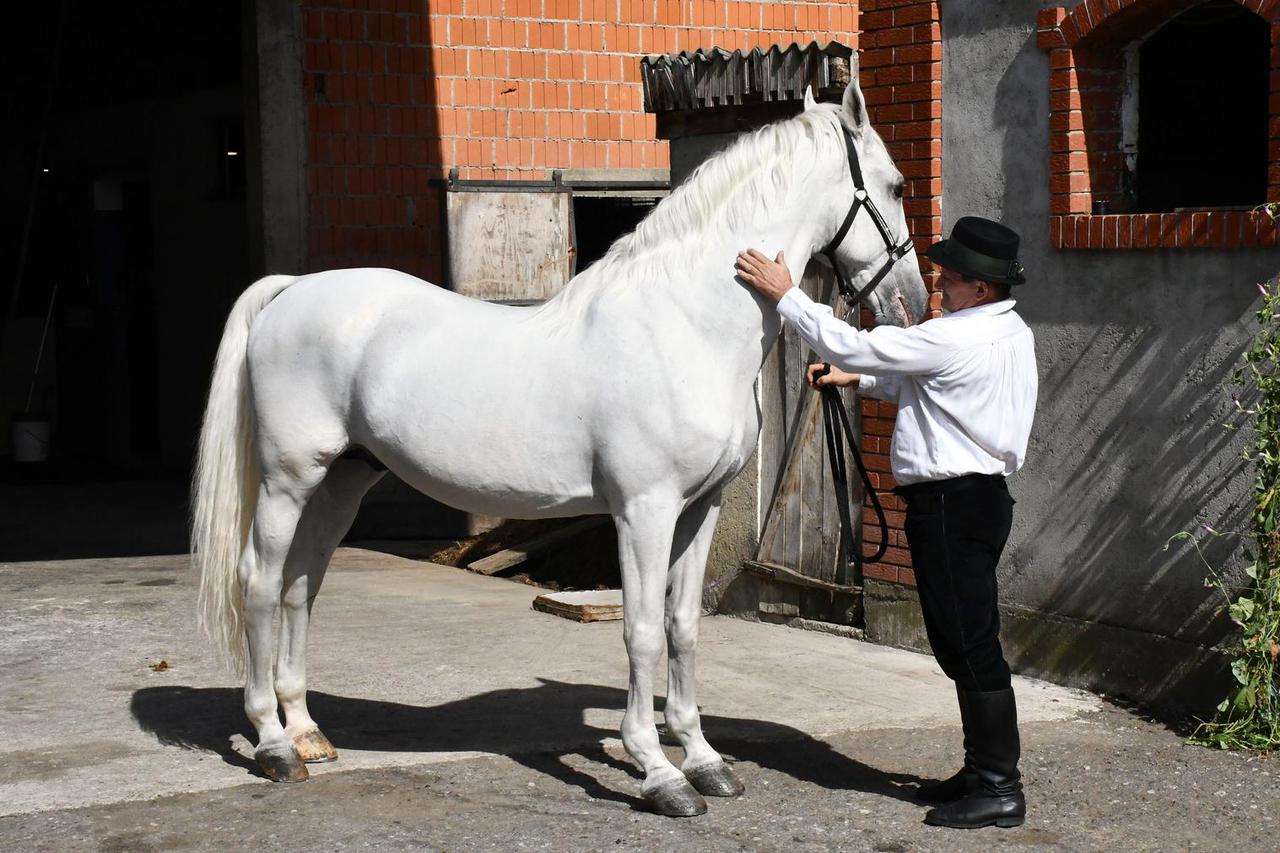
top-left (807, 362), bottom-right (861, 389)
top-left (735, 249), bottom-right (794, 303)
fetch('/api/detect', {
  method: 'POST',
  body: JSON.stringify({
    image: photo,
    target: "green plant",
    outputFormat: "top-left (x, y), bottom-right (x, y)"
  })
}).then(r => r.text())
top-left (1168, 262), bottom-right (1280, 750)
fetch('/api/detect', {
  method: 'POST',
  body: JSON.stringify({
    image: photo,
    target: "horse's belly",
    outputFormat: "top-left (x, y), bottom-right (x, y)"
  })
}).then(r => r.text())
top-left (373, 421), bottom-right (605, 519)
top-left (353, 335), bottom-right (605, 519)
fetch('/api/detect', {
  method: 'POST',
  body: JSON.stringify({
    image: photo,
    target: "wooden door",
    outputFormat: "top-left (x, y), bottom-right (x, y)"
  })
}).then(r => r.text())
top-left (445, 188), bottom-right (575, 302)
top-left (749, 262), bottom-right (864, 626)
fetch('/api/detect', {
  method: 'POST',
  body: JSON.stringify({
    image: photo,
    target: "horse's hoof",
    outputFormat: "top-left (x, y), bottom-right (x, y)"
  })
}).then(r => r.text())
top-left (256, 744), bottom-right (310, 782)
top-left (644, 777), bottom-right (708, 817)
top-left (292, 727), bottom-right (338, 764)
top-left (685, 761), bottom-right (745, 797)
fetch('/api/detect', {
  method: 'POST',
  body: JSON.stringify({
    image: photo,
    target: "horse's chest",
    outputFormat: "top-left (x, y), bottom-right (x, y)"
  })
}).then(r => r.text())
top-left (669, 393), bottom-right (760, 485)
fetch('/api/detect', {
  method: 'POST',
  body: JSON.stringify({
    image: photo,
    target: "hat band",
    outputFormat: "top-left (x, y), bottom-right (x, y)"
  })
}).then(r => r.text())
top-left (945, 238), bottom-right (1022, 282)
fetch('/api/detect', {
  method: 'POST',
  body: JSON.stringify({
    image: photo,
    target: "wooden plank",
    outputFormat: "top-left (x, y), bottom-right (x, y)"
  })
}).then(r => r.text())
top-left (465, 516), bottom-right (610, 576)
top-left (532, 589), bottom-right (624, 622)
top-left (446, 190), bottom-right (574, 302)
top-left (751, 259), bottom-right (867, 621)
top-left (743, 560), bottom-right (862, 595)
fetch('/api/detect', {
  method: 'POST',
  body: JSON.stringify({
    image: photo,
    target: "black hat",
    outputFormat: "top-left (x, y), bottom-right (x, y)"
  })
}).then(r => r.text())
top-left (925, 216), bottom-right (1026, 286)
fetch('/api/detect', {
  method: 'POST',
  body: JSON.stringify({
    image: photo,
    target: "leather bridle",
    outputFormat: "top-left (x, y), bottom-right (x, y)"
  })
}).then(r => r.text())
top-left (818, 125), bottom-right (916, 309)
top-left (815, 123), bottom-right (916, 586)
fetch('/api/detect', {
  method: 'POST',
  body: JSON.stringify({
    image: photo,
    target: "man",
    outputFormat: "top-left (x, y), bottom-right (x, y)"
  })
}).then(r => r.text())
top-left (734, 216), bottom-right (1037, 830)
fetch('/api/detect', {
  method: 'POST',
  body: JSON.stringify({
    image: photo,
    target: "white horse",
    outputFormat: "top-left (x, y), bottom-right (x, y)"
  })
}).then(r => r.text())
top-left (192, 77), bottom-right (927, 816)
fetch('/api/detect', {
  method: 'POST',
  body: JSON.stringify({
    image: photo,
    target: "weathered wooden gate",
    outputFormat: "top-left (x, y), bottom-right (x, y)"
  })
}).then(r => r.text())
top-left (444, 174), bottom-right (577, 304)
top-left (748, 263), bottom-right (864, 627)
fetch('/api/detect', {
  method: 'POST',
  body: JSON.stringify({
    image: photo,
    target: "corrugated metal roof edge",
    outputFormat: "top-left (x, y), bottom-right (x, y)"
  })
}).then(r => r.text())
top-left (639, 40), bottom-right (853, 68)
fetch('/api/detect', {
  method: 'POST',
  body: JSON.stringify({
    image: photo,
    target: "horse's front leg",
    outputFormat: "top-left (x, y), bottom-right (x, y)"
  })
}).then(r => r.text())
top-left (615, 495), bottom-right (708, 817)
top-left (663, 489), bottom-right (745, 798)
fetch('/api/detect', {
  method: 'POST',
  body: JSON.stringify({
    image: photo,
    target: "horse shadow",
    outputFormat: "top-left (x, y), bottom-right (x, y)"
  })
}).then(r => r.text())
top-left (130, 679), bottom-right (925, 810)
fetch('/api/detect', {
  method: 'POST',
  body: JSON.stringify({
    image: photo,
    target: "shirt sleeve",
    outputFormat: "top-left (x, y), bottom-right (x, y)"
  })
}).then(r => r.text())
top-left (776, 287), bottom-right (954, 376)
top-left (857, 373), bottom-right (902, 401)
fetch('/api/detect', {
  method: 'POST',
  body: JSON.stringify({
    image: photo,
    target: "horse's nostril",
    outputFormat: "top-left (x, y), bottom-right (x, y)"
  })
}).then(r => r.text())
top-left (897, 294), bottom-right (913, 327)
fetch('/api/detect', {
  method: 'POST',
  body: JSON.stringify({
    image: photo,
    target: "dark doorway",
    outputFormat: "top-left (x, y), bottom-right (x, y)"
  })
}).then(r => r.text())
top-left (1135, 0), bottom-right (1270, 212)
top-left (0, 3), bottom-right (248, 483)
top-left (572, 196), bottom-right (660, 273)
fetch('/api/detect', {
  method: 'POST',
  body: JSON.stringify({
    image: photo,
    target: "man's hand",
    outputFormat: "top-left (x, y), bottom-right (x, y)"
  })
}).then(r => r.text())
top-left (807, 362), bottom-right (861, 390)
top-left (735, 248), bottom-right (794, 304)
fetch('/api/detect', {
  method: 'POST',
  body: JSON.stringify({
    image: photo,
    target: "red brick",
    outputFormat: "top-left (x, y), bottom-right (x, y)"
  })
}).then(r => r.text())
top-left (1225, 212), bottom-right (1245, 248)
top-left (863, 564), bottom-right (899, 584)
top-left (1260, 217), bottom-right (1279, 248)
top-left (1038, 6), bottom-right (1068, 29)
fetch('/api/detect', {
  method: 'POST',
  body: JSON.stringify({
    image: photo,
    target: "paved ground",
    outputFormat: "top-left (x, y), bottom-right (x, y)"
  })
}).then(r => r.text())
top-left (1, 548), bottom-right (1275, 851)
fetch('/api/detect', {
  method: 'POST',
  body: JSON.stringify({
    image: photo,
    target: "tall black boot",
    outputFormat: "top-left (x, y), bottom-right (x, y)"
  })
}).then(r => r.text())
top-left (916, 686), bottom-right (978, 803)
top-left (924, 688), bottom-right (1025, 829)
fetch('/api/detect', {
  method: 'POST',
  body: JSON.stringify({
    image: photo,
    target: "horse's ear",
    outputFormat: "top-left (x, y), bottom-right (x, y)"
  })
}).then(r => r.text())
top-left (803, 84), bottom-right (818, 111)
top-left (840, 63), bottom-right (868, 135)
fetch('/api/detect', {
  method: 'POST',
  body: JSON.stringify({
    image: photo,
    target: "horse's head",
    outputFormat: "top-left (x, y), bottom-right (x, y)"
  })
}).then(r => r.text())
top-left (805, 73), bottom-right (929, 329)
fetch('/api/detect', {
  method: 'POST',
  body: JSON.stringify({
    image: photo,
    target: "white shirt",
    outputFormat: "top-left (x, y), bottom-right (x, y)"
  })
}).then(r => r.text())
top-left (776, 288), bottom-right (1038, 486)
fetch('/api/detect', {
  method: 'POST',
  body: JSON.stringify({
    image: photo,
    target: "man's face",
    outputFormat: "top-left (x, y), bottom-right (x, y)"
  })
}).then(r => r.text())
top-left (937, 267), bottom-right (985, 313)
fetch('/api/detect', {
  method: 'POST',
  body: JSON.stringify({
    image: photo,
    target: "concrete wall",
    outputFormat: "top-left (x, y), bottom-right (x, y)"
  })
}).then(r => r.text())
top-left (931, 0), bottom-right (1279, 713)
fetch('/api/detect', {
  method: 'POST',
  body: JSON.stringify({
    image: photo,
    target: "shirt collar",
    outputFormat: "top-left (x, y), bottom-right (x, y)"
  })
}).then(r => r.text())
top-left (944, 299), bottom-right (1017, 319)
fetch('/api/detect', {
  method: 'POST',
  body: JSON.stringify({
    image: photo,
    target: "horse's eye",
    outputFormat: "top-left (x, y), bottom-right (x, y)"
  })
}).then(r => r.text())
top-left (892, 182), bottom-right (906, 200)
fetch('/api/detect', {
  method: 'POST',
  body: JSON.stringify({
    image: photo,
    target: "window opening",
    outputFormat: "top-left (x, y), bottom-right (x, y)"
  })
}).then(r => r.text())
top-left (571, 196), bottom-right (659, 274)
top-left (1134, 0), bottom-right (1269, 212)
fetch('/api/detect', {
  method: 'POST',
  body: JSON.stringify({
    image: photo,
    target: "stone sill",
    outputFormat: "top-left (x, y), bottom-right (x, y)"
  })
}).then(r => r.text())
top-left (1050, 212), bottom-right (1280, 250)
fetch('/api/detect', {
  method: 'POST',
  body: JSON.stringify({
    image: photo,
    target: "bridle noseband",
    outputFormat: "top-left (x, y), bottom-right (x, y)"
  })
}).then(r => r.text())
top-left (818, 126), bottom-right (916, 309)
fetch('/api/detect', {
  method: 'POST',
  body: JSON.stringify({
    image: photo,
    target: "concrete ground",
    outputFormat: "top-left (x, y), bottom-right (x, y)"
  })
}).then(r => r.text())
top-left (1, 548), bottom-right (1275, 851)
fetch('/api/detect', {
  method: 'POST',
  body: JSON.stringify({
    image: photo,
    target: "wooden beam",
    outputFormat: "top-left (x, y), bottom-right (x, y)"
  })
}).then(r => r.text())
top-left (743, 559), bottom-right (863, 595)
top-left (465, 516), bottom-right (610, 576)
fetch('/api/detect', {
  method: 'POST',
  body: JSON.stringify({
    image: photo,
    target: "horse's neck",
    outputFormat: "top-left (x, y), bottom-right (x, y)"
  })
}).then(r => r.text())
top-left (650, 212), bottom-right (824, 375)
top-left (551, 154), bottom-right (837, 389)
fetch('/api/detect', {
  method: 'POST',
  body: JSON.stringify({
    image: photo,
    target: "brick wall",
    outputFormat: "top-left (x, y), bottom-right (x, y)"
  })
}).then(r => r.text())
top-left (300, 0), bottom-right (859, 280)
top-left (1037, 0), bottom-right (1280, 250)
top-left (855, 0), bottom-right (943, 588)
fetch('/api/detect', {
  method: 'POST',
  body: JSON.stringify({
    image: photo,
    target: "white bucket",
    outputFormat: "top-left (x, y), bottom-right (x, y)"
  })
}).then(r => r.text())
top-left (11, 416), bottom-right (51, 463)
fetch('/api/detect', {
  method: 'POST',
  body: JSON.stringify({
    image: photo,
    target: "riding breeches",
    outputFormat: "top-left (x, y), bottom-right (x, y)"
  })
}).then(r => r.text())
top-left (898, 473), bottom-right (1014, 692)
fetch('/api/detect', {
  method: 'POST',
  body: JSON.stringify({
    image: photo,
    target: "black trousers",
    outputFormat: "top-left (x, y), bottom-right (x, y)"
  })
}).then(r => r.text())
top-left (899, 474), bottom-right (1014, 692)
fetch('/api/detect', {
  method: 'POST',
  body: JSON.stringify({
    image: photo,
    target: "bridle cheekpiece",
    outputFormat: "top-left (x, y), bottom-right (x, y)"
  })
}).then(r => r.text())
top-left (818, 125), bottom-right (916, 309)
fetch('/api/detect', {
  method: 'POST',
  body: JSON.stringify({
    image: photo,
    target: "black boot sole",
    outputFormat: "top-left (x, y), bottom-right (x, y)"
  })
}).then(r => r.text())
top-left (924, 813), bottom-right (1025, 829)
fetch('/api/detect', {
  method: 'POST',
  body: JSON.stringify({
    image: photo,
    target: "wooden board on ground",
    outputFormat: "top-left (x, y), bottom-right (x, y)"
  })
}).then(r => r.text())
top-left (464, 516), bottom-right (610, 576)
top-left (532, 589), bottom-right (624, 622)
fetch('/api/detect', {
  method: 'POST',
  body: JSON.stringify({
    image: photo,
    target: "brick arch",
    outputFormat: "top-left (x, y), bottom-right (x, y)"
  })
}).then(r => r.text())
top-left (1037, 0), bottom-right (1280, 249)
top-left (1056, 0), bottom-right (1279, 48)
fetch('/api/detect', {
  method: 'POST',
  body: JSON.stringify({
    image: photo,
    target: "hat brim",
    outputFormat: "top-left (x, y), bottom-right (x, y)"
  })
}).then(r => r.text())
top-left (926, 240), bottom-right (1026, 286)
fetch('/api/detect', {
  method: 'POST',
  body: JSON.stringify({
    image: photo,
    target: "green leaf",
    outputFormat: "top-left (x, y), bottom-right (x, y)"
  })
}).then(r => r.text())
top-left (1232, 659), bottom-right (1251, 686)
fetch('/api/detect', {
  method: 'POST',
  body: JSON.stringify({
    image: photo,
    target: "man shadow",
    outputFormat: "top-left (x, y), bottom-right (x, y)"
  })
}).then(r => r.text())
top-left (130, 679), bottom-right (925, 810)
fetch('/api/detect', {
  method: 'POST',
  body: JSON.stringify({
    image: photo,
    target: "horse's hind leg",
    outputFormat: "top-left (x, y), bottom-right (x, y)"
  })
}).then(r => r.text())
top-left (276, 458), bottom-right (386, 764)
top-left (663, 490), bottom-right (744, 798)
top-left (241, 468), bottom-right (326, 783)
top-left (615, 495), bottom-right (707, 817)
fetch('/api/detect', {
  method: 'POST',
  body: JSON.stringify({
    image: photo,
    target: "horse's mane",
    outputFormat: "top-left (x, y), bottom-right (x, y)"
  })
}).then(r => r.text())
top-left (543, 103), bottom-right (848, 316)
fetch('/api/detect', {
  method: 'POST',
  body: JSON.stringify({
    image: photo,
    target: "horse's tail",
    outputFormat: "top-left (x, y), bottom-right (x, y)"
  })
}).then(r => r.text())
top-left (192, 273), bottom-right (298, 674)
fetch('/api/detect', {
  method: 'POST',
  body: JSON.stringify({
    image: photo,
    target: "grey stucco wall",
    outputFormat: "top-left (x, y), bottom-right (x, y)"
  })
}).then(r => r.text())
top-left (936, 0), bottom-right (1279, 712)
